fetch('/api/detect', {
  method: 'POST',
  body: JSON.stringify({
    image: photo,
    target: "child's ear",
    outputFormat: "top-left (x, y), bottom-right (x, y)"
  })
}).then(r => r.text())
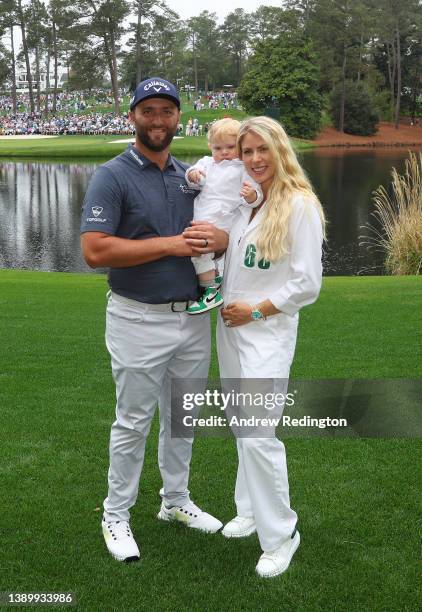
top-left (207, 142), bottom-right (212, 150)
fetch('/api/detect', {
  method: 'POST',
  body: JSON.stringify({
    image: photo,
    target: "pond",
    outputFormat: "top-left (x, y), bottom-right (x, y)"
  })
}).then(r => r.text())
top-left (0, 148), bottom-right (419, 275)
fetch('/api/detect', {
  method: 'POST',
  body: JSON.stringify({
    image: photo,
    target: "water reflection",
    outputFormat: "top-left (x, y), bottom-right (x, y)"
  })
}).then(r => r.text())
top-left (0, 149), bottom-right (419, 275)
top-left (298, 148), bottom-right (417, 274)
top-left (0, 161), bottom-right (95, 272)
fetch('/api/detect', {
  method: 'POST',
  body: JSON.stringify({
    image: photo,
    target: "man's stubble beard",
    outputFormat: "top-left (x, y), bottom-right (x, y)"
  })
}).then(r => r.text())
top-left (137, 125), bottom-right (177, 152)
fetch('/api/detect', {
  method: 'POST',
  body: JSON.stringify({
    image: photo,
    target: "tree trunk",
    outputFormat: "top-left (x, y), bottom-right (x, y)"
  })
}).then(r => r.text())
top-left (192, 32), bottom-right (198, 95)
top-left (339, 44), bottom-right (347, 133)
top-left (108, 23), bottom-right (120, 114)
top-left (10, 25), bottom-right (17, 114)
top-left (390, 41), bottom-right (397, 117)
top-left (386, 42), bottom-right (393, 95)
top-left (394, 24), bottom-right (401, 130)
top-left (44, 49), bottom-right (51, 116)
top-left (357, 33), bottom-right (363, 82)
top-left (18, 0), bottom-right (35, 113)
top-left (135, 0), bottom-right (144, 83)
top-left (35, 45), bottom-right (41, 112)
top-left (52, 19), bottom-right (58, 113)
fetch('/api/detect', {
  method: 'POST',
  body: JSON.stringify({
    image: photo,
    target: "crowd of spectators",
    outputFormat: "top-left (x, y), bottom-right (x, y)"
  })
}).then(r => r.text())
top-left (0, 88), bottom-right (239, 136)
top-left (0, 112), bottom-right (134, 135)
top-left (191, 91), bottom-right (238, 111)
top-left (0, 88), bottom-right (125, 114)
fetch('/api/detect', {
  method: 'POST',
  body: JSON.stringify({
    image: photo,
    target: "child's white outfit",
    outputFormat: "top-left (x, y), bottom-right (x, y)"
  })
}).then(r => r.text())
top-left (185, 156), bottom-right (263, 275)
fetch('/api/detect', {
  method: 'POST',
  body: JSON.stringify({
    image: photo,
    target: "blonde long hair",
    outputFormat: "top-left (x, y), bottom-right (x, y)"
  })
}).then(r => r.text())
top-left (237, 116), bottom-right (325, 262)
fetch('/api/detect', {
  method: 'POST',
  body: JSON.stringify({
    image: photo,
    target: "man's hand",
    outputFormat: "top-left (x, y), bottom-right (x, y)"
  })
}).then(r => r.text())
top-left (183, 220), bottom-right (229, 255)
top-left (240, 181), bottom-right (258, 204)
top-left (81, 232), bottom-right (195, 268)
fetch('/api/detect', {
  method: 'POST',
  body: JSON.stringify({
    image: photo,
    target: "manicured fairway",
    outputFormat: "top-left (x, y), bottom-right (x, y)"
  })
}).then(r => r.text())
top-left (0, 133), bottom-right (314, 160)
top-left (0, 270), bottom-right (420, 611)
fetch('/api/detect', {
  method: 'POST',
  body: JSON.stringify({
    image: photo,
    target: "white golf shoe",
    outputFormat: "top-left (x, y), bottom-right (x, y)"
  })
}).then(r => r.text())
top-left (222, 516), bottom-right (256, 538)
top-left (256, 530), bottom-right (300, 578)
top-left (157, 500), bottom-right (223, 533)
top-left (102, 518), bottom-right (140, 563)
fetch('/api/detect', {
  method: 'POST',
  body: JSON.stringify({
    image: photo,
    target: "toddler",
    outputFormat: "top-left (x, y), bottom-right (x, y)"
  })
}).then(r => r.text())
top-left (185, 118), bottom-right (263, 314)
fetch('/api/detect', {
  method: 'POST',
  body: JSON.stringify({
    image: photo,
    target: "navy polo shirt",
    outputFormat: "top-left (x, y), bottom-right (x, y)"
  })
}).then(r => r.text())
top-left (81, 145), bottom-right (199, 303)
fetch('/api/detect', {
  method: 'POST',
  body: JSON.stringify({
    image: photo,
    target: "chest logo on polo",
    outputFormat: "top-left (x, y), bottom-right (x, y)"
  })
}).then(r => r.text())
top-left (179, 184), bottom-right (196, 195)
top-left (244, 244), bottom-right (271, 269)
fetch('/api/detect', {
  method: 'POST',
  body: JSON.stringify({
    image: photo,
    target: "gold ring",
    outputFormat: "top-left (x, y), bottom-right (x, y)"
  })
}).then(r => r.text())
top-left (224, 320), bottom-right (232, 327)
top-left (204, 239), bottom-right (208, 247)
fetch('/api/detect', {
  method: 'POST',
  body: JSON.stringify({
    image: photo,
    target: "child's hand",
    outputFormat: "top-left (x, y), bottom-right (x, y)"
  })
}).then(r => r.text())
top-left (240, 181), bottom-right (258, 204)
top-left (188, 168), bottom-right (206, 184)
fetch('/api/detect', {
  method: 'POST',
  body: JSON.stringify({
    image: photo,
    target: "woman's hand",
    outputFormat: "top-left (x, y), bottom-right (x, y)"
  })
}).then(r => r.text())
top-left (221, 301), bottom-right (253, 327)
top-left (183, 220), bottom-right (229, 255)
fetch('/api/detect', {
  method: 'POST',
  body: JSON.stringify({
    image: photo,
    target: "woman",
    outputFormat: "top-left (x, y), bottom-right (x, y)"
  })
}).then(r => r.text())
top-left (217, 116), bottom-right (325, 578)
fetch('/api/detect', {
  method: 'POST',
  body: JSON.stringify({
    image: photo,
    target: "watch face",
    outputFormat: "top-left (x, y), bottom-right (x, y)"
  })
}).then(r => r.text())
top-left (251, 310), bottom-right (263, 320)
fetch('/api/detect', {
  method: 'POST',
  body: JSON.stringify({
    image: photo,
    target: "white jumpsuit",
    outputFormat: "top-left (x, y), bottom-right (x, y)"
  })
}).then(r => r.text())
top-left (217, 195), bottom-right (323, 552)
top-left (186, 156), bottom-right (263, 274)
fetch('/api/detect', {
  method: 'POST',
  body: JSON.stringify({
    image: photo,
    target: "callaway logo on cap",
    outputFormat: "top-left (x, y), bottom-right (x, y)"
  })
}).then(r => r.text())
top-left (130, 77), bottom-right (180, 110)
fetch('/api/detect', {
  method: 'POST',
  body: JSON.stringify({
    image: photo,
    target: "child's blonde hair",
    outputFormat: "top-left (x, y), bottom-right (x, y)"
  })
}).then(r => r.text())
top-left (207, 118), bottom-right (240, 143)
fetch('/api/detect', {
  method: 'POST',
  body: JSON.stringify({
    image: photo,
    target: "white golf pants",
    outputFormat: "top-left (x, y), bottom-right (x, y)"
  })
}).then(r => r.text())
top-left (103, 292), bottom-right (210, 522)
top-left (217, 314), bottom-right (298, 552)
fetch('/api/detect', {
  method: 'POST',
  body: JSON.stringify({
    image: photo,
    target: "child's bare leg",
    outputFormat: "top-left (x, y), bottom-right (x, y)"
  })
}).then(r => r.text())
top-left (198, 269), bottom-right (217, 287)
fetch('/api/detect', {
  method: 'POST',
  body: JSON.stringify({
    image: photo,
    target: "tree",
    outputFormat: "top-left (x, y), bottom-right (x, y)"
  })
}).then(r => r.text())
top-left (187, 12), bottom-right (221, 93)
top-left (330, 80), bottom-right (378, 134)
top-left (250, 5), bottom-right (301, 40)
top-left (220, 9), bottom-right (251, 86)
top-left (73, 0), bottom-right (127, 113)
top-left (16, 0), bottom-right (35, 113)
top-left (153, 11), bottom-right (186, 83)
top-left (375, 0), bottom-right (421, 128)
top-left (67, 47), bottom-right (107, 90)
top-left (238, 35), bottom-right (323, 139)
top-left (310, 0), bottom-right (370, 132)
top-left (131, 0), bottom-right (178, 84)
top-left (121, 6), bottom-right (187, 91)
top-left (26, 0), bottom-right (48, 112)
top-left (401, 28), bottom-right (422, 123)
top-left (0, 0), bottom-right (18, 112)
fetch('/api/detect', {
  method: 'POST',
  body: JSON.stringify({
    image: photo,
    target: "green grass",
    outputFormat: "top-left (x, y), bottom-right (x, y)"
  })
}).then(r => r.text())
top-left (0, 134), bottom-right (216, 160)
top-left (0, 132), bottom-right (314, 161)
top-left (0, 270), bottom-right (420, 611)
top-left (0, 101), bottom-right (314, 160)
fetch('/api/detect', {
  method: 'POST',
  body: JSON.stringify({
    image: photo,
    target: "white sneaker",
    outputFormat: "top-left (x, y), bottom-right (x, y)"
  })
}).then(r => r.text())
top-left (256, 530), bottom-right (300, 578)
top-left (222, 516), bottom-right (256, 538)
top-left (102, 518), bottom-right (140, 563)
top-left (157, 500), bottom-right (223, 533)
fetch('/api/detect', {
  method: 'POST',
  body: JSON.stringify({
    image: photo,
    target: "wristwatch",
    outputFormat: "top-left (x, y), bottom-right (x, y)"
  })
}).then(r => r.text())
top-left (251, 307), bottom-right (266, 321)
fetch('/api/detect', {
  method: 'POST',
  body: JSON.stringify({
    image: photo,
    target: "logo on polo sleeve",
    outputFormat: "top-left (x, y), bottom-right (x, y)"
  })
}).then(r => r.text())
top-left (92, 206), bottom-right (103, 217)
top-left (86, 205), bottom-right (107, 223)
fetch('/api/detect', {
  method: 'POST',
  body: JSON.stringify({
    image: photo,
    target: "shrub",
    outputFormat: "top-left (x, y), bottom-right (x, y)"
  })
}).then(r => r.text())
top-left (362, 152), bottom-right (422, 275)
top-left (238, 37), bottom-right (322, 139)
top-left (330, 80), bottom-right (379, 136)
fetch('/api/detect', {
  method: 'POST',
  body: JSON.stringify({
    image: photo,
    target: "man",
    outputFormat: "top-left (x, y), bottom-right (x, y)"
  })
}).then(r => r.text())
top-left (81, 77), bottom-right (228, 563)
